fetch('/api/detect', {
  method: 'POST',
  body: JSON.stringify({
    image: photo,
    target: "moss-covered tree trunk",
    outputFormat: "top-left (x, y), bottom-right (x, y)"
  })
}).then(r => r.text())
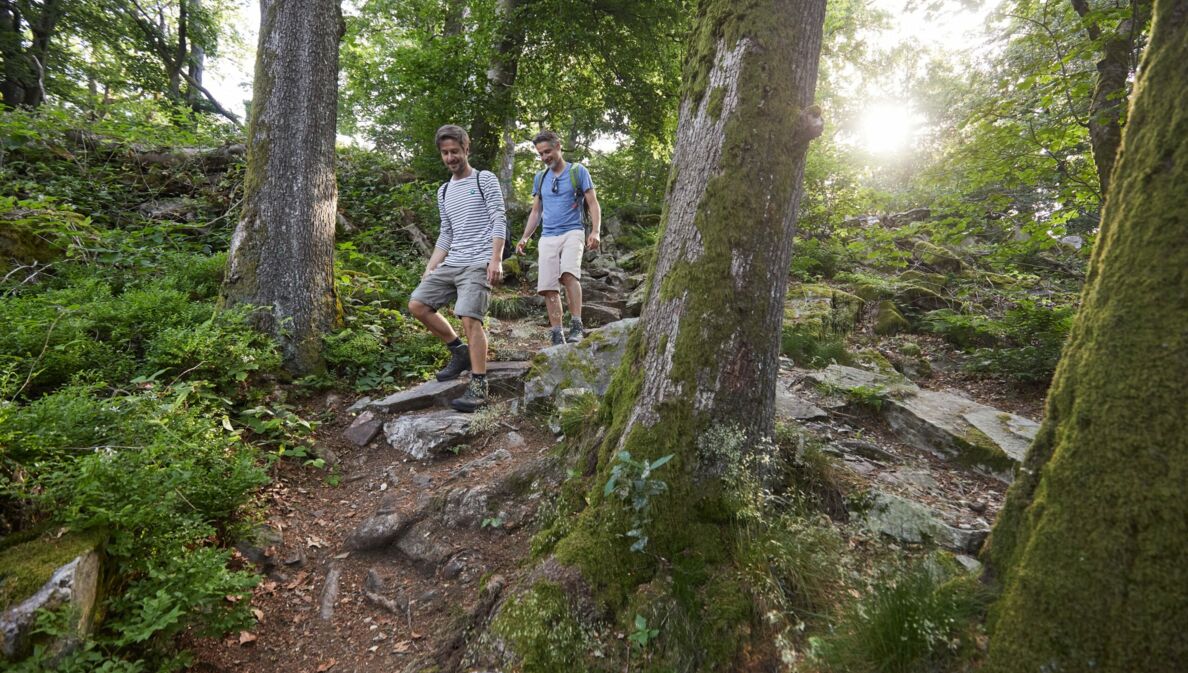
top-left (222, 0), bottom-right (341, 375)
top-left (983, 1), bottom-right (1188, 669)
top-left (533, 0), bottom-right (826, 668)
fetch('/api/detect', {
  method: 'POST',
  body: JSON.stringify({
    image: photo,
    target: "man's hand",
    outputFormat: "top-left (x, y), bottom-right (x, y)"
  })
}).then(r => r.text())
top-left (515, 238), bottom-right (530, 255)
top-left (586, 231), bottom-right (601, 251)
top-left (422, 265), bottom-right (437, 280)
top-left (487, 259), bottom-right (503, 286)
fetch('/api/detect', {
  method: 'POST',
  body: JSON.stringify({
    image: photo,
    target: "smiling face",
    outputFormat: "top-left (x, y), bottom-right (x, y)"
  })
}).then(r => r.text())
top-left (439, 138), bottom-right (470, 177)
top-left (535, 140), bottom-right (562, 171)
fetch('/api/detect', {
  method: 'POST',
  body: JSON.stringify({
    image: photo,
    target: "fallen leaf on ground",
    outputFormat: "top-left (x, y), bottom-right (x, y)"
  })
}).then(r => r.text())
top-left (285, 571), bottom-right (309, 589)
top-left (316, 659), bottom-right (337, 672)
top-left (238, 631), bottom-right (257, 645)
top-left (252, 608), bottom-right (265, 621)
top-left (393, 641), bottom-right (412, 653)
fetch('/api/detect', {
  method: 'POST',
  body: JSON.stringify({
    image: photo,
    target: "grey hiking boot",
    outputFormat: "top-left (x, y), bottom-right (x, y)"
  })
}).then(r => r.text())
top-left (450, 376), bottom-right (488, 413)
top-left (566, 320), bottom-right (585, 344)
top-left (436, 344), bottom-right (471, 381)
top-left (550, 328), bottom-right (566, 346)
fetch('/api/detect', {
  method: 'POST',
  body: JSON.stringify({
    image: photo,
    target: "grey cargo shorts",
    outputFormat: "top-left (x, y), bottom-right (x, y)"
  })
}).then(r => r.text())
top-left (409, 265), bottom-right (491, 320)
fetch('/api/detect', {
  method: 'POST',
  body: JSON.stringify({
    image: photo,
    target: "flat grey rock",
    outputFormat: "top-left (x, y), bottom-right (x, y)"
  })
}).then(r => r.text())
top-left (806, 365), bottom-right (1038, 482)
top-left (346, 396), bottom-right (373, 414)
top-left (343, 410), bottom-right (382, 447)
top-left (371, 379), bottom-right (468, 414)
top-left (581, 302), bottom-right (622, 327)
top-left (384, 411), bottom-right (473, 460)
top-left (861, 492), bottom-right (988, 553)
top-left (774, 385), bottom-right (828, 421)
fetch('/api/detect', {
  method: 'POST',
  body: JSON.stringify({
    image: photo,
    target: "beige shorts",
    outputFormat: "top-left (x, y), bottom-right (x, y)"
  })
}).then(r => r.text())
top-left (537, 229), bottom-right (584, 293)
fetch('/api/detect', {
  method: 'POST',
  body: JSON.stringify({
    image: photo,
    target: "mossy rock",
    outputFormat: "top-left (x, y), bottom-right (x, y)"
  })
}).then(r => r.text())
top-left (897, 269), bottom-right (948, 291)
top-left (784, 284), bottom-right (864, 338)
top-left (911, 240), bottom-right (965, 273)
top-left (0, 529), bottom-right (106, 661)
top-left (874, 300), bottom-right (910, 335)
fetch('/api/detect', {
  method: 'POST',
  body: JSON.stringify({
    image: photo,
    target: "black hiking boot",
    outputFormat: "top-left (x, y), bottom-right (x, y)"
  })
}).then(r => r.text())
top-left (436, 344), bottom-right (471, 381)
top-left (450, 376), bottom-right (488, 413)
top-left (550, 328), bottom-right (566, 346)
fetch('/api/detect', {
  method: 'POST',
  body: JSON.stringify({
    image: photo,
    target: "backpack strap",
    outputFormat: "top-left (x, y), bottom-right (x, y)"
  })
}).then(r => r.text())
top-left (474, 170), bottom-right (486, 202)
top-left (532, 169), bottom-right (547, 198)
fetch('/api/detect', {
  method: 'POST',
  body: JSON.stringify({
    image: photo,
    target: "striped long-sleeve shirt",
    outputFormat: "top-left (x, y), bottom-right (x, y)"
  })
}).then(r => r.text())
top-left (435, 169), bottom-right (508, 267)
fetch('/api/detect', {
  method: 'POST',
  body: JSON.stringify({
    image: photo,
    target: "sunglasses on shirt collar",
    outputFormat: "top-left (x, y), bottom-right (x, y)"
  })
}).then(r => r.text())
top-left (551, 176), bottom-right (560, 194)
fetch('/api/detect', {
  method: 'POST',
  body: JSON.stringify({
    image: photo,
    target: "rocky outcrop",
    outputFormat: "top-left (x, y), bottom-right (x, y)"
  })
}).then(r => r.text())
top-left (806, 364), bottom-right (1038, 481)
top-left (523, 318), bottom-right (638, 407)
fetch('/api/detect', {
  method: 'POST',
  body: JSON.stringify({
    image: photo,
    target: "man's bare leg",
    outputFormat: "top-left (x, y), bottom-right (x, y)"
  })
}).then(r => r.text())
top-left (560, 272), bottom-right (582, 320)
top-left (461, 316), bottom-right (487, 374)
top-left (541, 290), bottom-right (563, 328)
top-left (409, 299), bottom-right (458, 342)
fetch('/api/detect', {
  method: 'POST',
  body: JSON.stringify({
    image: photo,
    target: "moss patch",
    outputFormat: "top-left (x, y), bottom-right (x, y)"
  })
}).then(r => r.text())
top-left (490, 582), bottom-right (598, 672)
top-left (0, 529), bottom-right (105, 609)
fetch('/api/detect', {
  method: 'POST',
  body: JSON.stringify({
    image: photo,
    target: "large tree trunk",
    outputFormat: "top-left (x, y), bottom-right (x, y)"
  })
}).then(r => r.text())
top-left (983, 1), bottom-right (1188, 669)
top-left (222, 0), bottom-right (341, 375)
top-left (536, 0), bottom-right (826, 667)
top-left (0, 0), bottom-right (63, 108)
top-left (469, 0), bottom-right (522, 197)
top-left (1070, 0), bottom-right (1152, 195)
top-left (168, 0), bottom-right (187, 101)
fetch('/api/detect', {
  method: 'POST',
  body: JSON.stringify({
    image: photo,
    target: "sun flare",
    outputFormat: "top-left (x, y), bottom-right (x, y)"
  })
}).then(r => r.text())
top-left (857, 102), bottom-right (923, 156)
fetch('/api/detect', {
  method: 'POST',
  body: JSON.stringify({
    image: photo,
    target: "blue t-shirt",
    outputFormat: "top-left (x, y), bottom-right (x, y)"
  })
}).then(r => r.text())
top-left (535, 163), bottom-right (594, 237)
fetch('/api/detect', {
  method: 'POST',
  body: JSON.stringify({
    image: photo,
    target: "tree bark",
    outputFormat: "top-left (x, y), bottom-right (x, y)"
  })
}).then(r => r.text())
top-left (169, 0), bottom-right (187, 100)
top-left (984, 1), bottom-right (1188, 669)
top-left (222, 0), bottom-right (341, 375)
top-left (536, 0), bottom-right (827, 666)
top-left (1, 0), bottom-right (63, 108)
top-left (187, 0), bottom-right (205, 109)
top-left (470, 0), bottom-right (523, 197)
top-left (1070, 0), bottom-right (1152, 195)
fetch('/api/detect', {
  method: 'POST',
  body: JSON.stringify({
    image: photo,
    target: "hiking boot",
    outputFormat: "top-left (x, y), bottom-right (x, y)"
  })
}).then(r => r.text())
top-left (566, 320), bottom-right (585, 344)
top-left (436, 344), bottom-right (471, 381)
top-left (550, 328), bottom-right (566, 346)
top-left (450, 376), bottom-right (488, 413)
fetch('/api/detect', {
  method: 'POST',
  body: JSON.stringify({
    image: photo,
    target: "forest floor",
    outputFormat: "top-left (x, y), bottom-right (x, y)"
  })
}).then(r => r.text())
top-left (186, 299), bottom-right (1046, 673)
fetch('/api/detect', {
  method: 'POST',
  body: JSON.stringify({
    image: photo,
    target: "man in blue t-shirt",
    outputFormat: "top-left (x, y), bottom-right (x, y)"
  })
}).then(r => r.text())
top-left (515, 130), bottom-right (603, 345)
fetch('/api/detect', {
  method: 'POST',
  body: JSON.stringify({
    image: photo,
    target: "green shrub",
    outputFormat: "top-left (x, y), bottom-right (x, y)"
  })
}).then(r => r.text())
top-left (965, 299), bottom-right (1073, 382)
top-left (781, 328), bottom-right (850, 368)
top-left (812, 558), bottom-right (989, 673)
top-left (143, 306), bottom-right (280, 391)
top-left (790, 237), bottom-right (847, 281)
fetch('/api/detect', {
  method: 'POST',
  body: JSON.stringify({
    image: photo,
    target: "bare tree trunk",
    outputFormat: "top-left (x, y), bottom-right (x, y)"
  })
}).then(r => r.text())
top-left (1, 0), bottom-right (63, 108)
top-left (169, 0), bottom-right (187, 100)
top-left (443, 0), bottom-right (466, 37)
top-left (1070, 0), bottom-right (1152, 195)
top-left (470, 0), bottom-right (522, 193)
top-left (222, 0), bottom-right (341, 375)
top-left (186, 0), bottom-right (205, 109)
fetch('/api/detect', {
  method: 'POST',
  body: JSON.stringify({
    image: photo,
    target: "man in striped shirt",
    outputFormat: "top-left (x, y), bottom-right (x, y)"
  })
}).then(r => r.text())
top-left (407, 125), bottom-right (507, 412)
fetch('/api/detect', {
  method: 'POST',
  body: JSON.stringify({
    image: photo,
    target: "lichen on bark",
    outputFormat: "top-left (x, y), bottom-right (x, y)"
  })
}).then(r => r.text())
top-left (982, 1), bottom-right (1188, 669)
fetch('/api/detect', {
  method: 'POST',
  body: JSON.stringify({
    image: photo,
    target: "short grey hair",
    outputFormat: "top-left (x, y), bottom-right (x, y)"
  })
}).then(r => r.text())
top-left (532, 130), bottom-right (561, 148)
